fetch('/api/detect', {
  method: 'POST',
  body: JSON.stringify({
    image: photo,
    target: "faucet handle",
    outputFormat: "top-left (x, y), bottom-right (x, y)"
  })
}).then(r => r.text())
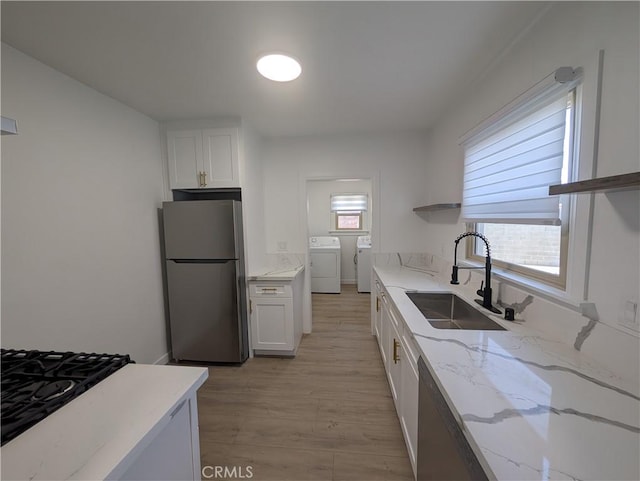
top-left (476, 281), bottom-right (485, 297)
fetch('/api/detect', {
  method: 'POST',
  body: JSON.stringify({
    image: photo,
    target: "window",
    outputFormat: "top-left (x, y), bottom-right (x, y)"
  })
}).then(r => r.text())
top-left (470, 220), bottom-right (569, 286)
top-left (336, 212), bottom-right (363, 230)
top-left (330, 193), bottom-right (368, 231)
top-left (460, 68), bottom-right (581, 288)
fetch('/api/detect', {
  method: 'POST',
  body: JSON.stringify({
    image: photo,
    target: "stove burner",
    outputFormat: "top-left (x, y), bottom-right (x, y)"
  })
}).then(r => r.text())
top-left (32, 380), bottom-right (76, 401)
top-left (1, 349), bottom-right (133, 446)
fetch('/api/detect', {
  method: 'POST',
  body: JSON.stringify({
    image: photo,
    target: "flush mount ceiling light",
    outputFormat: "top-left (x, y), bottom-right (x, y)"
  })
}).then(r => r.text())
top-left (256, 53), bottom-right (302, 82)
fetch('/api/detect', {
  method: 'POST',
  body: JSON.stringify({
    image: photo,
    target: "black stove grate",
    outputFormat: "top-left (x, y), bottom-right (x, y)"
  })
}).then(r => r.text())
top-left (1, 349), bottom-right (133, 446)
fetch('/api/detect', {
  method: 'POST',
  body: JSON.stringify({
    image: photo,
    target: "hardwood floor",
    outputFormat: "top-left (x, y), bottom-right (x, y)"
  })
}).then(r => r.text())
top-left (198, 284), bottom-right (413, 481)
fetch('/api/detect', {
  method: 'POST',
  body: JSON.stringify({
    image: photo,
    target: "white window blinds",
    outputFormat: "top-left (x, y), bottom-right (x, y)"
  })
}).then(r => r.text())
top-left (460, 68), bottom-right (580, 225)
top-left (330, 193), bottom-right (368, 212)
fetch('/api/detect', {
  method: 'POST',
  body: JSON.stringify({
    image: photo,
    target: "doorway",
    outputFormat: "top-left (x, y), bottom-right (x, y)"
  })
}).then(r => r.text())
top-left (306, 178), bottom-right (373, 297)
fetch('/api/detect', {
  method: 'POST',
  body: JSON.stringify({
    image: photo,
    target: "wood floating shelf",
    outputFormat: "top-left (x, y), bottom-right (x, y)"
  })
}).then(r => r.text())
top-left (549, 172), bottom-right (640, 195)
top-left (413, 203), bottom-right (461, 212)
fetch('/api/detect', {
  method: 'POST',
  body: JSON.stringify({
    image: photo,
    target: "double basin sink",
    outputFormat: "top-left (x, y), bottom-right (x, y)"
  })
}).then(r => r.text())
top-left (406, 292), bottom-right (505, 331)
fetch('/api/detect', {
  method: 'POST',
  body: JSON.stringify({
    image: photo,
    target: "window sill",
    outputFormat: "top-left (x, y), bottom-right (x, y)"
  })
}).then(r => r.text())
top-left (328, 230), bottom-right (370, 236)
top-left (458, 259), bottom-right (582, 313)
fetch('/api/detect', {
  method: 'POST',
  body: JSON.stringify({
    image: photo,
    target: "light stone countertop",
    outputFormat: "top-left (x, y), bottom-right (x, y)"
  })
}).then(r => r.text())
top-left (374, 265), bottom-right (640, 481)
top-left (248, 264), bottom-right (304, 282)
top-left (1, 364), bottom-right (208, 481)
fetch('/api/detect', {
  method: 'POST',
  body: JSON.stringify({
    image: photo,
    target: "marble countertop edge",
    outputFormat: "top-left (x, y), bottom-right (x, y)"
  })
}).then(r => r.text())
top-left (248, 264), bottom-right (305, 281)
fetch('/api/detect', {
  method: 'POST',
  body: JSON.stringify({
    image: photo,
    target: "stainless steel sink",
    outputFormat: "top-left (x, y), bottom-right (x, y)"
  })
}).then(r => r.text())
top-left (406, 292), bottom-right (506, 331)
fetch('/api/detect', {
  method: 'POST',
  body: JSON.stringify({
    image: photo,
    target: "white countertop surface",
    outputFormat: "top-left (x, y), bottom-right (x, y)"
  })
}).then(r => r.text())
top-left (248, 265), bottom-right (304, 281)
top-left (374, 265), bottom-right (640, 481)
top-left (1, 364), bottom-right (208, 481)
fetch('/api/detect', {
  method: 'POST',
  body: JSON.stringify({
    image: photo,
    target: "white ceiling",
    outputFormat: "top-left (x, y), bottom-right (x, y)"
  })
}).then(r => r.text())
top-left (1, 1), bottom-right (548, 138)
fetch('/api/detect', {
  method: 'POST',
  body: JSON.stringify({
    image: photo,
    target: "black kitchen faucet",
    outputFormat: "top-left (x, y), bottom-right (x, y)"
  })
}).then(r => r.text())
top-left (451, 231), bottom-right (501, 314)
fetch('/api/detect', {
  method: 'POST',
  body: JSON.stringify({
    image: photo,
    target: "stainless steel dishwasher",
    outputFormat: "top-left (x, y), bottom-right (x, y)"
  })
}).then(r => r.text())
top-left (417, 357), bottom-right (488, 481)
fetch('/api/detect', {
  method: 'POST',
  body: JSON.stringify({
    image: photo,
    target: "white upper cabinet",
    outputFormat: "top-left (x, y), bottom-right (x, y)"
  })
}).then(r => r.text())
top-left (167, 130), bottom-right (202, 189)
top-left (202, 128), bottom-right (239, 188)
top-left (167, 127), bottom-right (239, 189)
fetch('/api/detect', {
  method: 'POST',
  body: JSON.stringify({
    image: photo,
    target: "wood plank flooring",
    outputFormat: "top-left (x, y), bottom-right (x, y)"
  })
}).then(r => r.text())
top-left (197, 284), bottom-right (414, 481)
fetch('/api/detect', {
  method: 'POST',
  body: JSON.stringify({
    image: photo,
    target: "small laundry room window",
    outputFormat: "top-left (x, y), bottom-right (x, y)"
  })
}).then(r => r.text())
top-left (330, 194), bottom-right (368, 231)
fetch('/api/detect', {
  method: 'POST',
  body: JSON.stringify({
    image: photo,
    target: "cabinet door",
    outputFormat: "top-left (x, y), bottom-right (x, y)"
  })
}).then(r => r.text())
top-left (250, 297), bottom-right (294, 350)
top-left (379, 294), bottom-right (389, 365)
top-left (387, 309), bottom-right (402, 412)
top-left (120, 396), bottom-right (199, 481)
top-left (202, 128), bottom-right (240, 188)
top-left (400, 331), bottom-right (419, 477)
top-left (167, 130), bottom-right (202, 189)
top-left (374, 279), bottom-right (382, 342)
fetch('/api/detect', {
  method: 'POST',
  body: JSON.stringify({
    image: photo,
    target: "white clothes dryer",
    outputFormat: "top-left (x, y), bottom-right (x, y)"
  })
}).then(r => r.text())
top-left (309, 236), bottom-right (341, 293)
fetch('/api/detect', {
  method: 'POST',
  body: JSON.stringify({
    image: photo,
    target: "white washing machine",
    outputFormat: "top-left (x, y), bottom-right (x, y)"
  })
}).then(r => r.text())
top-left (309, 236), bottom-right (341, 293)
top-left (356, 235), bottom-right (372, 293)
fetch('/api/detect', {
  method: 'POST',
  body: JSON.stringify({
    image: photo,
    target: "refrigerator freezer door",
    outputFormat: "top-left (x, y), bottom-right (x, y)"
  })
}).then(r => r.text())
top-left (166, 260), bottom-right (247, 362)
top-left (163, 200), bottom-right (239, 260)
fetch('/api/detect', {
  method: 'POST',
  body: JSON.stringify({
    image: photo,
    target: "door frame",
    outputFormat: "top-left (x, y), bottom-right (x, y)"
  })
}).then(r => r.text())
top-left (300, 173), bottom-right (380, 334)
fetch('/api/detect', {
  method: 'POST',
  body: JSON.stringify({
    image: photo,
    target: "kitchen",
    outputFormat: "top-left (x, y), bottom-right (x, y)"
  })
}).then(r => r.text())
top-left (1, 2), bottom-right (639, 481)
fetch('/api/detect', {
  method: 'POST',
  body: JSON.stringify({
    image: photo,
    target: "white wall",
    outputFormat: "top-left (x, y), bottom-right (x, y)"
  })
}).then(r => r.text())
top-left (263, 131), bottom-right (430, 330)
top-left (307, 179), bottom-right (371, 283)
top-left (239, 121), bottom-right (267, 276)
top-left (1, 44), bottom-right (168, 364)
top-left (419, 3), bottom-right (639, 376)
top-left (263, 132), bottom-right (430, 255)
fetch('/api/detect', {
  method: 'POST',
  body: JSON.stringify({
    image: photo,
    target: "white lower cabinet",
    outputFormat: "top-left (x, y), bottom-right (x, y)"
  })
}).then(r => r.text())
top-left (119, 393), bottom-right (201, 481)
top-left (374, 278), bottom-right (383, 341)
top-left (251, 294), bottom-right (294, 351)
top-left (379, 292), bottom-right (390, 366)
top-left (400, 329), bottom-right (420, 475)
top-left (378, 280), bottom-right (419, 480)
top-left (249, 272), bottom-right (303, 356)
top-left (387, 307), bottom-right (402, 412)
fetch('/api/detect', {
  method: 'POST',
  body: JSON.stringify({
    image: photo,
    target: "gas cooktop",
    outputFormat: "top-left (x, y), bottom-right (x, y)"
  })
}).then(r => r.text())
top-left (1, 349), bottom-right (133, 446)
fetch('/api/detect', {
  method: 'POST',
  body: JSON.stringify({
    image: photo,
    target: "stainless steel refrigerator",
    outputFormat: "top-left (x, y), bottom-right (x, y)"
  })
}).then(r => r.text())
top-left (162, 200), bottom-right (249, 363)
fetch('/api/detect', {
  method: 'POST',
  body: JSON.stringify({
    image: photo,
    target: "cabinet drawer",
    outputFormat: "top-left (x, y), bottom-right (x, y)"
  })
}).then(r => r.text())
top-left (389, 303), bottom-right (401, 331)
top-left (250, 284), bottom-right (292, 297)
top-left (401, 327), bottom-right (419, 366)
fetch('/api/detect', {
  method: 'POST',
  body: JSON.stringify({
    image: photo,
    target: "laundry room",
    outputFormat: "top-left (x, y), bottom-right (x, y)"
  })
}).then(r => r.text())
top-left (306, 179), bottom-right (373, 296)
